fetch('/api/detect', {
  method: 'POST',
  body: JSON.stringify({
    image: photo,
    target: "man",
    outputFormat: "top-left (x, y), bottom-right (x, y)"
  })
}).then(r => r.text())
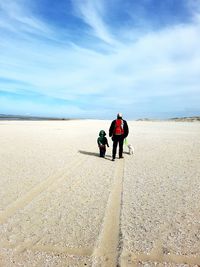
top-left (109, 113), bottom-right (129, 161)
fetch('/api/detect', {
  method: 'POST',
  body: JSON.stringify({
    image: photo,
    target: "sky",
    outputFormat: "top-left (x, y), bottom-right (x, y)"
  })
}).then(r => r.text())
top-left (0, 0), bottom-right (200, 119)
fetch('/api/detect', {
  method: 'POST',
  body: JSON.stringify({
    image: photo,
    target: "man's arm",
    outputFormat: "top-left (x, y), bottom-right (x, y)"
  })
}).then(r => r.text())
top-left (109, 120), bottom-right (115, 137)
top-left (123, 120), bottom-right (129, 138)
top-left (105, 137), bottom-right (109, 147)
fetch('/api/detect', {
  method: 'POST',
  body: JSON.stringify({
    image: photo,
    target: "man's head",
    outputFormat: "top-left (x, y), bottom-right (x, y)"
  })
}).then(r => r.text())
top-left (117, 113), bottom-right (123, 119)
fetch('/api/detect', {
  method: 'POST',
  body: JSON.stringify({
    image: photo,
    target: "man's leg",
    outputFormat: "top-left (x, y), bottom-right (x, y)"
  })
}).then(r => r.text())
top-left (112, 138), bottom-right (118, 160)
top-left (119, 137), bottom-right (124, 158)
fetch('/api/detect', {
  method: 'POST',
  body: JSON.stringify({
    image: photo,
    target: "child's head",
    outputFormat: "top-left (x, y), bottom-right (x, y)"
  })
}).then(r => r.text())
top-left (99, 130), bottom-right (106, 137)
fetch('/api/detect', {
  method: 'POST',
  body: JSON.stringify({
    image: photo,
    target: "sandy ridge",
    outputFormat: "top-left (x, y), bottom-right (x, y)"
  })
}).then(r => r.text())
top-left (11, 157), bottom-right (99, 255)
top-left (92, 159), bottom-right (125, 267)
top-left (0, 153), bottom-right (115, 266)
top-left (0, 157), bottom-right (86, 225)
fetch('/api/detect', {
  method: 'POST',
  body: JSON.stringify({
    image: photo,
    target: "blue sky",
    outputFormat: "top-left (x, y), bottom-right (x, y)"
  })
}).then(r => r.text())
top-left (0, 0), bottom-right (200, 119)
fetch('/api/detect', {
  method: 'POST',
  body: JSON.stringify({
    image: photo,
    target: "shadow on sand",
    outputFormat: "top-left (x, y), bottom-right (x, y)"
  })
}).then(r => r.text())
top-left (78, 150), bottom-right (112, 160)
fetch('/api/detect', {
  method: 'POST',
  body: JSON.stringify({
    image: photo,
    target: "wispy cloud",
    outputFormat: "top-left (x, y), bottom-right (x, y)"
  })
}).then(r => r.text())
top-left (72, 0), bottom-right (117, 45)
top-left (0, 0), bottom-right (54, 40)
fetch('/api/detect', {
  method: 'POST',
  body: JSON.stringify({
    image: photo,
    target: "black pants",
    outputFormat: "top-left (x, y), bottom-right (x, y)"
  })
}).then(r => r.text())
top-left (112, 135), bottom-right (124, 159)
top-left (99, 146), bottom-right (106, 157)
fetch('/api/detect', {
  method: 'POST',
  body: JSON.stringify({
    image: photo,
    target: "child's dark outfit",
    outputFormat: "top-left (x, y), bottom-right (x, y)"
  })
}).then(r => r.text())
top-left (97, 130), bottom-right (109, 157)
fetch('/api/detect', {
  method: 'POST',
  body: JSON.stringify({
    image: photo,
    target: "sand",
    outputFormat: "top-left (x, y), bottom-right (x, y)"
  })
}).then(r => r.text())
top-left (0, 120), bottom-right (200, 267)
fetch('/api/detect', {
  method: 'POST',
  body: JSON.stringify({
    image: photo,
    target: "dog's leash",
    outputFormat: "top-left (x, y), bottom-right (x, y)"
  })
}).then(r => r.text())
top-left (124, 138), bottom-right (128, 146)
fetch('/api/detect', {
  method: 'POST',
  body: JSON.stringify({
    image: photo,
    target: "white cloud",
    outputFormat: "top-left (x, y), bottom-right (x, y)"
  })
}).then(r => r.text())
top-left (0, 92), bottom-right (86, 117)
top-left (0, 0), bottom-right (200, 118)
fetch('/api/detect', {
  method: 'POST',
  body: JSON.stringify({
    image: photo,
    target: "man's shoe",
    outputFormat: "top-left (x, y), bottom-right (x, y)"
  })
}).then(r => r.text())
top-left (112, 158), bottom-right (115, 161)
top-left (119, 156), bottom-right (124, 159)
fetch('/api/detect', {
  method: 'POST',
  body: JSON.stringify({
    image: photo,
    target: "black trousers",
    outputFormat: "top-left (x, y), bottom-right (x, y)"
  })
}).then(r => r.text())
top-left (112, 135), bottom-right (124, 159)
top-left (99, 146), bottom-right (106, 157)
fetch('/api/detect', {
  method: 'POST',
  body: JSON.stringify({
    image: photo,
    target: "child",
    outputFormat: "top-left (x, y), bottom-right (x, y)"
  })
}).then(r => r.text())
top-left (97, 130), bottom-right (109, 157)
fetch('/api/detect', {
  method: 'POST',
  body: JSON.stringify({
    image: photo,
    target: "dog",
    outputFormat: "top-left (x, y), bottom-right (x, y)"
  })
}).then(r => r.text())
top-left (128, 144), bottom-right (134, 155)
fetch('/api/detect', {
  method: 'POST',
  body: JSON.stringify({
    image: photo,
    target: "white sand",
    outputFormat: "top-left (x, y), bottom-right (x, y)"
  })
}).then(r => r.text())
top-left (0, 120), bottom-right (200, 267)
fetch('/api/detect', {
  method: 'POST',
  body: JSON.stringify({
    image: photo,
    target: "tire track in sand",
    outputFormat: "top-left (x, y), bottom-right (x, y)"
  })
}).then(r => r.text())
top-left (92, 159), bottom-right (124, 267)
top-left (0, 156), bottom-right (86, 225)
top-left (12, 156), bottom-right (100, 254)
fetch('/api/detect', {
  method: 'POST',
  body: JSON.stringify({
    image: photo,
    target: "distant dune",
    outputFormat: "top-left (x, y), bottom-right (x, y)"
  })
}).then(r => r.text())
top-left (0, 114), bottom-right (70, 121)
top-left (169, 116), bottom-right (200, 122)
top-left (1, 114), bottom-right (200, 122)
top-left (137, 116), bottom-right (200, 122)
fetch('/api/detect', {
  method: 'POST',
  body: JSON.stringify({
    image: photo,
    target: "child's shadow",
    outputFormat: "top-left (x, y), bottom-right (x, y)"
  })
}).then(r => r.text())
top-left (78, 150), bottom-right (111, 160)
top-left (79, 150), bottom-right (99, 157)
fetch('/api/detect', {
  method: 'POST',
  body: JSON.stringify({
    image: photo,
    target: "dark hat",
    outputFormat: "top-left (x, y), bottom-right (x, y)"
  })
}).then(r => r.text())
top-left (117, 113), bottom-right (122, 119)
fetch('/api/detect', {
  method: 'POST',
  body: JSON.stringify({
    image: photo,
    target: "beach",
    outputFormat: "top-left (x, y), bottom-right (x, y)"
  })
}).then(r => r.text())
top-left (0, 120), bottom-right (200, 267)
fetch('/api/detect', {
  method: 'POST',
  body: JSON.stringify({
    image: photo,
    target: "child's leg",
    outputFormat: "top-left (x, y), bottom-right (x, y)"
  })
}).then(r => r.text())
top-left (103, 146), bottom-right (106, 157)
top-left (99, 147), bottom-right (104, 157)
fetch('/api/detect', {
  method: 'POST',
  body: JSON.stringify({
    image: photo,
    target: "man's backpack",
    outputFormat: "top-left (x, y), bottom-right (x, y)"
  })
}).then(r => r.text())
top-left (114, 119), bottom-right (124, 135)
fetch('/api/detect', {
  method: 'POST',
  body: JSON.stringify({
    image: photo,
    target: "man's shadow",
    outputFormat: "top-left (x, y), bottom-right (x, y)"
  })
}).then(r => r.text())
top-left (78, 150), bottom-right (111, 160)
